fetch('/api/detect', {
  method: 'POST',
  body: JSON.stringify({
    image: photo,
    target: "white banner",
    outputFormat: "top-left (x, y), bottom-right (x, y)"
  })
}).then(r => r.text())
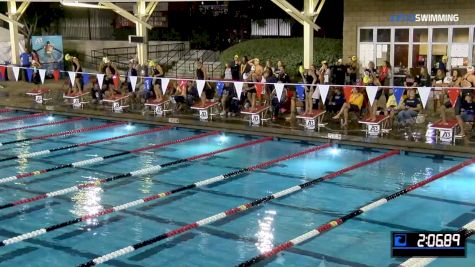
top-left (417, 87), bottom-right (431, 109)
top-left (274, 83), bottom-right (284, 102)
top-left (161, 78), bottom-right (170, 95)
top-left (196, 80), bottom-right (206, 97)
top-left (234, 81), bottom-right (243, 100)
top-left (68, 71), bottom-right (76, 87)
top-left (39, 69), bottom-right (46, 84)
top-left (129, 76), bottom-right (137, 92)
top-left (317, 84), bottom-right (329, 103)
top-left (12, 66), bottom-right (19, 81)
top-left (96, 74), bottom-right (105, 89)
top-left (366, 86), bottom-right (379, 106)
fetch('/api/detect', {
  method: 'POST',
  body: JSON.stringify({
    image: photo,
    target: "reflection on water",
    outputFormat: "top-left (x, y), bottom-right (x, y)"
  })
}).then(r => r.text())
top-left (71, 177), bottom-right (103, 227)
top-left (255, 210), bottom-right (276, 254)
top-left (138, 153), bottom-right (154, 194)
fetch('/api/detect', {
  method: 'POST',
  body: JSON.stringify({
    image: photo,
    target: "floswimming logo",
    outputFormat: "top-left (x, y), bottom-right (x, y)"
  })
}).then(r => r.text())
top-left (390, 14), bottom-right (459, 22)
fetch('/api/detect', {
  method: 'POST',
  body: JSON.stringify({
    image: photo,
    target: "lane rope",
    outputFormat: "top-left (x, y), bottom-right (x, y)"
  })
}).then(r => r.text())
top-left (75, 148), bottom-right (396, 266)
top-left (0, 112), bottom-right (48, 123)
top-left (399, 219), bottom-right (475, 267)
top-left (0, 121), bottom-right (126, 147)
top-left (0, 142), bottom-right (329, 249)
top-left (237, 157), bottom-right (475, 267)
top-left (0, 117), bottom-right (85, 134)
top-left (0, 126), bottom-right (173, 163)
top-left (0, 108), bottom-right (11, 113)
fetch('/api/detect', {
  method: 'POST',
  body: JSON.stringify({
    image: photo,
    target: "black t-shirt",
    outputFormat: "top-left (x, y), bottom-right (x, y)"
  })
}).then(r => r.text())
top-left (404, 97), bottom-right (420, 108)
top-left (405, 75), bottom-right (416, 86)
top-left (230, 62), bottom-right (240, 80)
top-left (332, 65), bottom-right (346, 85)
top-left (416, 74), bottom-right (431, 87)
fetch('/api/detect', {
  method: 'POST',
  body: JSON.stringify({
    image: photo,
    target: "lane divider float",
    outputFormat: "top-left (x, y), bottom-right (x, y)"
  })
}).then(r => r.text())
top-left (399, 219), bottom-right (475, 267)
top-left (0, 142), bottom-right (329, 249)
top-left (76, 148), bottom-right (396, 266)
top-left (0, 126), bottom-right (173, 163)
top-left (0, 112), bottom-right (48, 123)
top-left (0, 121), bottom-right (126, 147)
top-left (237, 157), bottom-right (475, 267)
top-left (0, 130), bottom-right (218, 185)
top-left (0, 117), bottom-right (85, 134)
top-left (0, 108), bottom-right (11, 113)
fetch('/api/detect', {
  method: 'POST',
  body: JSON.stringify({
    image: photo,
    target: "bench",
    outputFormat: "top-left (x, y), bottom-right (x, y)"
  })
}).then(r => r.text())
top-left (429, 119), bottom-right (459, 144)
top-left (358, 115), bottom-right (391, 137)
top-left (27, 88), bottom-right (52, 104)
top-left (191, 102), bottom-right (220, 121)
top-left (296, 110), bottom-right (327, 131)
top-left (63, 92), bottom-right (90, 109)
top-left (103, 94), bottom-right (130, 113)
top-left (241, 105), bottom-right (271, 126)
top-left (144, 99), bottom-right (172, 117)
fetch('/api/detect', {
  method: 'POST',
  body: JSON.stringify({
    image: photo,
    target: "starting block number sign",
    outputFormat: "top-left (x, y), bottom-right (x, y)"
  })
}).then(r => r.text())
top-left (72, 98), bottom-right (81, 109)
top-left (368, 124), bottom-right (381, 136)
top-left (304, 118), bottom-right (316, 130)
top-left (154, 105), bottom-right (163, 116)
top-left (35, 95), bottom-right (43, 104)
top-left (199, 110), bottom-right (209, 120)
top-left (439, 129), bottom-right (453, 142)
top-left (251, 114), bottom-right (261, 126)
top-left (112, 102), bottom-right (123, 112)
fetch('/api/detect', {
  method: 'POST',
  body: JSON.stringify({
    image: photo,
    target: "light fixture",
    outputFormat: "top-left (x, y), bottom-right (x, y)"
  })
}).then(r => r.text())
top-left (61, 1), bottom-right (110, 10)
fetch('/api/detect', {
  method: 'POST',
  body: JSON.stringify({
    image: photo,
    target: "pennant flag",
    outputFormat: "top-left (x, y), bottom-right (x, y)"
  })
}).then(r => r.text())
top-left (161, 78), bottom-right (170, 95)
top-left (417, 87), bottom-right (431, 109)
top-left (68, 71), bottom-right (76, 87)
top-left (0, 66), bottom-right (6, 80)
top-left (113, 74), bottom-right (120, 89)
top-left (144, 77), bottom-right (152, 92)
top-left (296, 84), bottom-right (305, 101)
top-left (53, 69), bottom-right (60, 81)
top-left (393, 87), bottom-right (405, 105)
top-left (39, 69), bottom-right (46, 84)
top-left (317, 84), bottom-right (330, 104)
top-left (129, 76), bottom-right (138, 92)
top-left (196, 80), bottom-right (206, 97)
top-left (255, 83), bottom-right (264, 96)
top-left (96, 74), bottom-right (105, 89)
top-left (275, 83), bottom-right (285, 102)
top-left (343, 86), bottom-right (353, 103)
top-left (82, 73), bottom-right (90, 86)
top-left (448, 88), bottom-right (460, 108)
top-left (234, 81), bottom-right (243, 100)
top-left (366, 86), bottom-right (379, 106)
top-left (26, 68), bottom-right (33, 82)
top-left (311, 86), bottom-right (320, 99)
top-left (216, 82), bottom-right (224, 96)
top-left (12, 66), bottom-right (20, 81)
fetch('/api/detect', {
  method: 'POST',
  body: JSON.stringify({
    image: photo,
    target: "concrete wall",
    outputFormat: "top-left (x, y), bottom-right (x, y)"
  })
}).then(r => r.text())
top-left (343, 0), bottom-right (475, 60)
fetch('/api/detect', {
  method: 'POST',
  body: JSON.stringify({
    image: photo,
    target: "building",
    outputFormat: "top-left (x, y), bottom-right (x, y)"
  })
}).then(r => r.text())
top-left (343, 0), bottom-right (475, 85)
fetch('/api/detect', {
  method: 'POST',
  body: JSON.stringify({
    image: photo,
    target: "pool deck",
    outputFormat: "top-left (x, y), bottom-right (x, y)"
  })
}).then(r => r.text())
top-left (1, 80), bottom-right (474, 158)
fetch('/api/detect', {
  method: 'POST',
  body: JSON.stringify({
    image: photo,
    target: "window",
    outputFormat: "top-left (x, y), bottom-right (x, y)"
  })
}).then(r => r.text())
top-left (413, 28), bottom-right (428, 42)
top-left (432, 28), bottom-right (448, 42)
top-left (359, 43), bottom-right (374, 68)
top-left (377, 29), bottom-right (390, 42)
top-left (360, 29), bottom-right (373, 42)
top-left (394, 44), bottom-right (409, 75)
top-left (431, 44), bottom-right (448, 72)
top-left (395, 29), bottom-right (409, 42)
top-left (413, 44), bottom-right (428, 68)
top-left (453, 28), bottom-right (469, 42)
top-left (376, 44), bottom-right (390, 67)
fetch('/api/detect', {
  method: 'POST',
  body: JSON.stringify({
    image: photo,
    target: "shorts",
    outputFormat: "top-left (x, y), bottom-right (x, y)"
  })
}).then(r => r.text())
top-left (349, 104), bottom-right (360, 112)
top-left (154, 78), bottom-right (161, 86)
top-left (444, 96), bottom-right (462, 115)
top-left (204, 88), bottom-right (214, 100)
top-left (461, 113), bottom-right (474, 122)
top-left (174, 95), bottom-right (185, 103)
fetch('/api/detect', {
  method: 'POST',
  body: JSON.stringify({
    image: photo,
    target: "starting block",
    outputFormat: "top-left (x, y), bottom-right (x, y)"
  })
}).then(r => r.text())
top-left (358, 115), bottom-right (391, 136)
top-left (103, 94), bottom-right (130, 113)
top-left (429, 119), bottom-right (459, 144)
top-left (27, 88), bottom-right (52, 104)
top-left (63, 92), bottom-right (90, 109)
top-left (191, 102), bottom-right (219, 121)
top-left (296, 110), bottom-right (327, 131)
top-left (145, 99), bottom-right (172, 117)
top-left (241, 105), bottom-right (270, 126)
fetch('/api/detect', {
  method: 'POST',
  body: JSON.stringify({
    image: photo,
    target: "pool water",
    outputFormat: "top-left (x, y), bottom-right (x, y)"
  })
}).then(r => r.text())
top-left (0, 111), bottom-right (473, 267)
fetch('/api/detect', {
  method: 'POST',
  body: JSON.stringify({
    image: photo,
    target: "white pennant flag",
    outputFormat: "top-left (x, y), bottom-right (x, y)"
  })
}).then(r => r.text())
top-left (274, 83), bottom-right (285, 102)
top-left (161, 78), bottom-right (170, 95)
top-left (417, 87), bottom-right (431, 109)
top-left (68, 71), bottom-right (76, 87)
top-left (317, 84), bottom-right (330, 103)
top-left (234, 81), bottom-right (243, 100)
top-left (196, 80), bottom-right (206, 97)
top-left (129, 76), bottom-right (137, 92)
top-left (366, 86), bottom-right (379, 106)
top-left (311, 86), bottom-right (321, 99)
top-left (12, 66), bottom-right (19, 81)
top-left (96, 74), bottom-right (105, 89)
top-left (39, 69), bottom-right (46, 84)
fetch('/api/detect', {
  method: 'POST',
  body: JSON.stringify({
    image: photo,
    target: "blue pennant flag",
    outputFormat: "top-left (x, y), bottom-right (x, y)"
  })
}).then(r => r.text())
top-left (216, 82), bottom-right (224, 96)
top-left (144, 77), bottom-right (152, 92)
top-left (296, 84), bottom-right (305, 101)
top-left (82, 73), bottom-right (90, 86)
top-left (26, 68), bottom-right (33, 82)
top-left (394, 87), bottom-right (405, 105)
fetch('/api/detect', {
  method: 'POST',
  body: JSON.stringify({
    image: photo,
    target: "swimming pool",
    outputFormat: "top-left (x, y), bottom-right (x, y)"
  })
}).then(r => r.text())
top-left (0, 110), bottom-right (473, 267)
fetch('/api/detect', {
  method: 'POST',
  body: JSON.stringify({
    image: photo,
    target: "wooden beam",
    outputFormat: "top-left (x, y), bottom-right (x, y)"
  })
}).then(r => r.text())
top-left (99, 1), bottom-right (153, 29)
top-left (272, 0), bottom-right (320, 31)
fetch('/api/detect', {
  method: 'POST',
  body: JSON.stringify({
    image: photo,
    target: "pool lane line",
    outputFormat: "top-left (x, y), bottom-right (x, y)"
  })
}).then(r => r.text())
top-left (0, 108), bottom-right (11, 113)
top-left (0, 142), bottom-right (328, 248)
top-left (0, 121), bottom-right (126, 147)
top-left (399, 219), bottom-right (475, 267)
top-left (237, 157), bottom-right (475, 267)
top-left (0, 112), bottom-right (48, 123)
top-left (0, 129), bottom-right (217, 185)
top-left (0, 126), bottom-right (173, 163)
top-left (0, 117), bottom-right (86, 134)
top-left (73, 147), bottom-right (393, 266)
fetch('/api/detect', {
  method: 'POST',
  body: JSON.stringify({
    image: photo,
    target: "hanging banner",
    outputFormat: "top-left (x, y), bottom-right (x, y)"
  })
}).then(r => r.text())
top-left (26, 68), bottom-right (33, 82)
top-left (53, 69), bottom-right (60, 81)
top-left (296, 84), bottom-right (305, 101)
top-left (234, 81), bottom-right (243, 100)
top-left (144, 77), bottom-right (152, 92)
top-left (68, 71), bottom-right (76, 87)
top-left (32, 35), bottom-right (64, 75)
top-left (448, 88), bottom-right (460, 108)
top-left (417, 87), bottom-right (431, 109)
top-left (343, 86), bottom-right (353, 103)
top-left (196, 80), bottom-right (206, 97)
top-left (129, 76), bottom-right (138, 92)
top-left (275, 83), bottom-right (285, 102)
top-left (0, 66), bottom-right (6, 80)
top-left (96, 74), bottom-right (105, 89)
top-left (39, 69), bottom-right (46, 84)
top-left (82, 73), bottom-right (90, 86)
top-left (161, 78), bottom-right (170, 95)
top-left (317, 84), bottom-right (330, 104)
top-left (113, 74), bottom-right (120, 89)
top-left (366, 86), bottom-right (379, 106)
top-left (216, 82), bottom-right (224, 96)
top-left (394, 87), bottom-right (405, 105)
top-left (255, 83), bottom-right (264, 96)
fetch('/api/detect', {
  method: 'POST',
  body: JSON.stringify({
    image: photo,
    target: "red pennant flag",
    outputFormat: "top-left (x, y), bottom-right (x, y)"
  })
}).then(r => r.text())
top-left (113, 74), bottom-right (120, 89)
top-left (53, 69), bottom-right (60, 81)
top-left (0, 66), bottom-right (5, 80)
top-left (343, 86), bottom-right (353, 103)
top-left (448, 88), bottom-right (460, 108)
top-left (255, 83), bottom-right (264, 96)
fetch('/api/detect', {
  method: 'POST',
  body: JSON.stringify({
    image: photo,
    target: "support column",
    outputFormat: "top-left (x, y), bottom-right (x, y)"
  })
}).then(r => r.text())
top-left (8, 0), bottom-right (20, 65)
top-left (136, 0), bottom-right (148, 65)
top-left (303, 0), bottom-right (316, 68)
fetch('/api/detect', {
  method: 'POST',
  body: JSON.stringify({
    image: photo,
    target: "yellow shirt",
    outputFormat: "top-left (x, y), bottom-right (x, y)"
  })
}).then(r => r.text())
top-left (349, 93), bottom-right (364, 109)
top-left (386, 94), bottom-right (397, 108)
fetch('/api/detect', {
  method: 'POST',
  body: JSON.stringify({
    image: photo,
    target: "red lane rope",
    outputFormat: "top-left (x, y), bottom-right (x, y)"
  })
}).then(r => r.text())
top-left (0, 117), bottom-right (85, 134)
top-left (0, 112), bottom-right (48, 123)
top-left (0, 108), bottom-right (11, 113)
top-left (31, 121), bottom-right (126, 141)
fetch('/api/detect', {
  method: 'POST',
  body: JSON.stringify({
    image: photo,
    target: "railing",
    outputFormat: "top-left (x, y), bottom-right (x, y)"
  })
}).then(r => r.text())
top-left (173, 50), bottom-right (222, 78)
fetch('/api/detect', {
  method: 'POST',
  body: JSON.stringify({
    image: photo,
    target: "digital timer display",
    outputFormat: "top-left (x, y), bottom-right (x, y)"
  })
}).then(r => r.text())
top-left (392, 232), bottom-right (466, 257)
